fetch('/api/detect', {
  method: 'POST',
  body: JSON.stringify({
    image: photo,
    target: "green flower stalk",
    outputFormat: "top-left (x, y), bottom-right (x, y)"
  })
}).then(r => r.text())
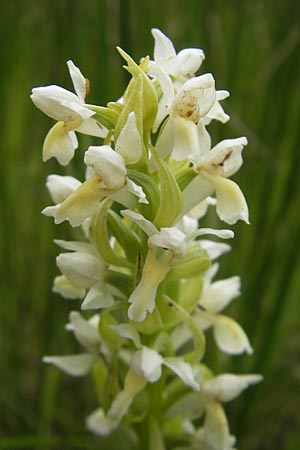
top-left (31, 28), bottom-right (262, 449)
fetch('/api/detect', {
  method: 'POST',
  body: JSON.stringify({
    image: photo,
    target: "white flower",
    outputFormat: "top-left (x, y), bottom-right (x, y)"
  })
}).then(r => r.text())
top-left (195, 264), bottom-right (253, 355)
top-left (43, 311), bottom-right (101, 376)
top-left (182, 136), bottom-right (249, 224)
top-left (31, 60), bottom-right (106, 165)
top-left (87, 346), bottom-right (200, 435)
top-left (151, 28), bottom-right (205, 90)
top-left (48, 145), bottom-right (147, 227)
top-left (203, 373), bottom-right (263, 403)
top-left (54, 239), bottom-right (114, 310)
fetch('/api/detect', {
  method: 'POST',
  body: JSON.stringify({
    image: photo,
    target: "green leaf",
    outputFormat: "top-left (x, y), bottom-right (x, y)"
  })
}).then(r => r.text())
top-left (152, 147), bottom-right (183, 228)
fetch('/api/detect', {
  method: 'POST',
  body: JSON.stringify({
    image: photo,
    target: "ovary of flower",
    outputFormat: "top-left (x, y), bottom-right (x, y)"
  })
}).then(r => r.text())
top-left (182, 136), bottom-right (249, 225)
top-left (195, 264), bottom-right (253, 355)
top-left (151, 28), bottom-right (205, 90)
top-left (31, 60), bottom-right (106, 165)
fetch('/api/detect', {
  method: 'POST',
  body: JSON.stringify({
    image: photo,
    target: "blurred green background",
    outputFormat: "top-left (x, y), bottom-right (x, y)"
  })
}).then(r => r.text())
top-left (1, 0), bottom-right (300, 449)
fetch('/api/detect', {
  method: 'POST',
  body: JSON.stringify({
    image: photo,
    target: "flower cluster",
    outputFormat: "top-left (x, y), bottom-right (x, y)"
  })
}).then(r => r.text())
top-left (32, 29), bottom-right (261, 449)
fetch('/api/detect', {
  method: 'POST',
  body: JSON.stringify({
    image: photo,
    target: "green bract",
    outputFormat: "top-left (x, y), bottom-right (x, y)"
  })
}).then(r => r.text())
top-left (32, 28), bottom-right (261, 450)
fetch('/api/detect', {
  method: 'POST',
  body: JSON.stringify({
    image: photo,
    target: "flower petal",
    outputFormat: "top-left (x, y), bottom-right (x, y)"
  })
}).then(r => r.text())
top-left (203, 373), bottom-right (263, 402)
top-left (205, 137), bottom-right (247, 178)
top-left (126, 179), bottom-right (148, 204)
top-left (43, 122), bottom-right (78, 165)
top-left (182, 174), bottom-right (215, 216)
top-left (31, 85), bottom-right (81, 121)
top-left (76, 117), bottom-right (107, 137)
top-left (149, 65), bottom-right (174, 132)
top-left (152, 28), bottom-right (176, 65)
top-left (86, 408), bottom-right (116, 436)
top-left (213, 176), bottom-right (250, 224)
top-left (175, 48), bottom-right (205, 78)
top-left (56, 251), bottom-right (103, 288)
top-left (200, 276), bottom-right (241, 313)
top-left (121, 210), bottom-right (158, 236)
top-left (55, 175), bottom-right (106, 226)
top-left (131, 347), bottom-right (163, 383)
top-left (46, 175), bottom-right (81, 203)
top-left (199, 240), bottom-right (231, 260)
top-left (110, 324), bottom-right (141, 348)
top-left (68, 311), bottom-right (101, 352)
top-left (67, 60), bottom-right (87, 102)
top-left (81, 282), bottom-right (114, 310)
top-left (52, 275), bottom-right (85, 300)
top-left (171, 116), bottom-right (199, 161)
top-left (115, 112), bottom-right (143, 164)
top-left (43, 353), bottom-right (97, 376)
top-left (163, 357), bottom-right (200, 391)
top-left (213, 315), bottom-right (253, 355)
top-left (84, 145), bottom-right (126, 189)
top-left (148, 227), bottom-right (187, 256)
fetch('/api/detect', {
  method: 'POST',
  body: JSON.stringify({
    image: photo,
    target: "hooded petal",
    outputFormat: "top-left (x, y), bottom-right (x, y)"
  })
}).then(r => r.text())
top-left (131, 347), bottom-right (163, 382)
top-left (43, 122), bottom-right (78, 165)
top-left (148, 227), bottom-right (187, 256)
top-left (43, 353), bottom-right (97, 376)
top-left (31, 85), bottom-right (82, 121)
top-left (84, 145), bottom-right (126, 189)
top-left (172, 74), bottom-right (216, 122)
top-left (213, 315), bottom-right (253, 355)
top-left (205, 137), bottom-right (247, 178)
top-left (46, 175), bottom-right (81, 204)
top-left (56, 250), bottom-right (103, 288)
top-left (175, 48), bottom-right (205, 78)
